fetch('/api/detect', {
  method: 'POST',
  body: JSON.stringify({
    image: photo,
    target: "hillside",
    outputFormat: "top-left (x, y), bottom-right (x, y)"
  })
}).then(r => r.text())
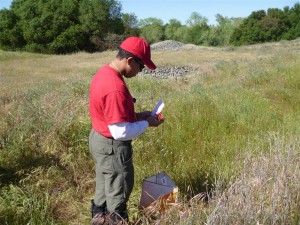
top-left (0, 39), bottom-right (299, 224)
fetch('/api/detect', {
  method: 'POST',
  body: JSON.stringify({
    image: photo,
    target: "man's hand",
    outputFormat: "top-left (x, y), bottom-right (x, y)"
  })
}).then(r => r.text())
top-left (136, 111), bottom-right (152, 121)
top-left (146, 114), bottom-right (164, 127)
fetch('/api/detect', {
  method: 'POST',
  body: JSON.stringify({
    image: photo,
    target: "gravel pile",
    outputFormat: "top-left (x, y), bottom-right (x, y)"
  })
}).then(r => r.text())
top-left (150, 40), bottom-right (214, 51)
top-left (141, 40), bottom-right (199, 78)
top-left (151, 40), bottom-right (186, 51)
top-left (140, 66), bottom-right (196, 78)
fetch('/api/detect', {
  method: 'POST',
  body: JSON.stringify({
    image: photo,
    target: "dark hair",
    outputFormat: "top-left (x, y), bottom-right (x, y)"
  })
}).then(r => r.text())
top-left (116, 48), bottom-right (144, 68)
top-left (116, 47), bottom-right (134, 58)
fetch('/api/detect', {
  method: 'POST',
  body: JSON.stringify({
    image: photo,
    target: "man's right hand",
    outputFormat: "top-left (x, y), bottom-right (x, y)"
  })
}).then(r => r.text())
top-left (146, 114), bottom-right (164, 127)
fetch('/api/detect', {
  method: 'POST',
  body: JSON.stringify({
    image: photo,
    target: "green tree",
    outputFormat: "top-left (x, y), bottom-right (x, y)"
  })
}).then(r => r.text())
top-left (79, 0), bottom-right (123, 36)
top-left (139, 17), bottom-right (163, 27)
top-left (139, 17), bottom-right (164, 43)
top-left (230, 10), bottom-right (267, 45)
top-left (174, 26), bottom-right (189, 43)
top-left (10, 0), bottom-right (81, 52)
top-left (79, 0), bottom-right (124, 51)
top-left (285, 3), bottom-right (300, 39)
top-left (207, 14), bottom-right (243, 46)
top-left (260, 8), bottom-right (290, 42)
top-left (0, 0), bottom-right (124, 53)
top-left (49, 25), bottom-right (86, 53)
top-left (185, 12), bottom-right (210, 45)
top-left (122, 13), bottom-right (140, 36)
top-left (0, 9), bottom-right (25, 49)
top-left (164, 19), bottom-right (182, 41)
top-left (230, 5), bottom-right (296, 46)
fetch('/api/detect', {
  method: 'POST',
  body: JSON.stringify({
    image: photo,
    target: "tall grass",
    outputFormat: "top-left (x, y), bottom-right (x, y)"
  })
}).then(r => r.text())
top-left (206, 133), bottom-right (300, 225)
top-left (143, 133), bottom-right (300, 225)
top-left (0, 40), bottom-right (299, 224)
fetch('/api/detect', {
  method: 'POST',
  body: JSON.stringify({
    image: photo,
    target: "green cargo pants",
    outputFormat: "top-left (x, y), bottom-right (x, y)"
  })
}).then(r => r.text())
top-left (89, 129), bottom-right (134, 217)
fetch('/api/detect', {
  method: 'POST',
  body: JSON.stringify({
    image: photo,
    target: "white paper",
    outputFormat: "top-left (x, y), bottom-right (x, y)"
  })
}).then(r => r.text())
top-left (151, 100), bottom-right (164, 116)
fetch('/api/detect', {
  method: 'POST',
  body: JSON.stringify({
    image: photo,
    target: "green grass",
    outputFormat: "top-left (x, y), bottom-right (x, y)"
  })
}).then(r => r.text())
top-left (0, 40), bottom-right (299, 224)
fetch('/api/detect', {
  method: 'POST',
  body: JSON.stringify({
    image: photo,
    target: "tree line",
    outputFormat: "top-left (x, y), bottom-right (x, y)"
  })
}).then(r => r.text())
top-left (0, 0), bottom-right (299, 54)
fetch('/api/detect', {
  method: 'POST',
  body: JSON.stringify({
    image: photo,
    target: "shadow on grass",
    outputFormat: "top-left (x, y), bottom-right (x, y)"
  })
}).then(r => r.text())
top-left (176, 174), bottom-right (215, 202)
top-left (0, 152), bottom-right (74, 188)
top-left (0, 166), bottom-right (20, 187)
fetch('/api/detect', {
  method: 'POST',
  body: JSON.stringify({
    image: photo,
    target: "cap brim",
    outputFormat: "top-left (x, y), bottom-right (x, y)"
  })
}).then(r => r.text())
top-left (145, 59), bottom-right (156, 70)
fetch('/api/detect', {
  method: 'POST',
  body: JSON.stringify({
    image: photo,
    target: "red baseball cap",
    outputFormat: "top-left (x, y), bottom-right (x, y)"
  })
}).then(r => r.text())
top-left (120, 36), bottom-right (156, 70)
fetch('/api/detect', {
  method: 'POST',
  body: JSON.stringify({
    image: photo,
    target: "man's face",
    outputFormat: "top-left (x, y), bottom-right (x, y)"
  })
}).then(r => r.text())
top-left (124, 57), bottom-right (144, 78)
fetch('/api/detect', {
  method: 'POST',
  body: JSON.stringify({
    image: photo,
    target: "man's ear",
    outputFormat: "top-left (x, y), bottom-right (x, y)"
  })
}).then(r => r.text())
top-left (126, 57), bottom-right (134, 65)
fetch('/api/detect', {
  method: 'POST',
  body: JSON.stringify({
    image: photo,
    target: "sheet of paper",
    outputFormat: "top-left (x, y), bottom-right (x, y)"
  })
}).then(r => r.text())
top-left (151, 100), bottom-right (164, 116)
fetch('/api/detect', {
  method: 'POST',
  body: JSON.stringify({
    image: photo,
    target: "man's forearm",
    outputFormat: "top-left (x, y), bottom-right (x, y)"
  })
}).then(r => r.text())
top-left (108, 121), bottom-right (149, 140)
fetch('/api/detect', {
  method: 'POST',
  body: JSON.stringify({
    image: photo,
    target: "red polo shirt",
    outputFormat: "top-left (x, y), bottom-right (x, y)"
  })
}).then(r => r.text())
top-left (89, 65), bottom-right (137, 137)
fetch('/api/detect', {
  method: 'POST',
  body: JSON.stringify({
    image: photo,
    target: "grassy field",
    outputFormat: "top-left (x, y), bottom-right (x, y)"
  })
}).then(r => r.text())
top-left (0, 39), bottom-right (299, 224)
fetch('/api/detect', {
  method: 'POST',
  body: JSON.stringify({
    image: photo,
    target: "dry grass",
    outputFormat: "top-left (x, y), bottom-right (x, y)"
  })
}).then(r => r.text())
top-left (206, 133), bottom-right (300, 225)
top-left (0, 51), bottom-right (115, 95)
top-left (1, 38), bottom-right (299, 95)
top-left (136, 133), bottom-right (300, 225)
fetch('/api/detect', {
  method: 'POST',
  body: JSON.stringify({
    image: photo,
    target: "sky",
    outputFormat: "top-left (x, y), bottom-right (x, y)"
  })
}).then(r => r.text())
top-left (0, 0), bottom-right (298, 25)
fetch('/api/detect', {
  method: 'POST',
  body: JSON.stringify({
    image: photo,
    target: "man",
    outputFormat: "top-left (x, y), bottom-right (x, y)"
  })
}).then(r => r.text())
top-left (89, 36), bottom-right (163, 224)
